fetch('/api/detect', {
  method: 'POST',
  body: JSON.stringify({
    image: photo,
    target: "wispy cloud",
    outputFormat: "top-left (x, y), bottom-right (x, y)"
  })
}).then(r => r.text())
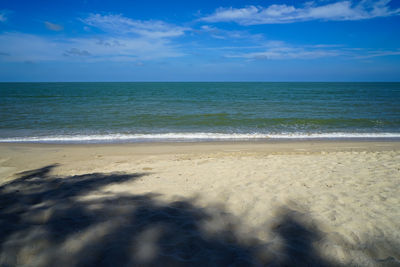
top-left (82, 14), bottom-right (188, 38)
top-left (0, 10), bottom-right (9, 22)
top-left (223, 41), bottom-right (400, 60)
top-left (225, 41), bottom-right (341, 59)
top-left (0, 32), bottom-right (185, 62)
top-left (63, 48), bottom-right (90, 57)
top-left (1, 32), bottom-right (396, 63)
top-left (199, 25), bottom-right (263, 40)
top-left (0, 14), bottom-right (190, 63)
top-left (201, 0), bottom-right (400, 25)
top-left (354, 49), bottom-right (400, 59)
top-left (44, 21), bottom-right (64, 31)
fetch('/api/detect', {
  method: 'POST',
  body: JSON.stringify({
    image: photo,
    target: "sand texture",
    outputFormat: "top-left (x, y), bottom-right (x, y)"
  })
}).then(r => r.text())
top-left (0, 141), bottom-right (399, 266)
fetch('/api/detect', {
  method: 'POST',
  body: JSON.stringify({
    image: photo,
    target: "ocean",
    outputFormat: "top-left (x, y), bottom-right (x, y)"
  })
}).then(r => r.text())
top-left (1, 82), bottom-right (399, 143)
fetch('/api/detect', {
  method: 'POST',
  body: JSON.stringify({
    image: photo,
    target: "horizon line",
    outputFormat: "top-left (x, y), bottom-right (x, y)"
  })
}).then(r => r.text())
top-left (1, 81), bottom-right (400, 83)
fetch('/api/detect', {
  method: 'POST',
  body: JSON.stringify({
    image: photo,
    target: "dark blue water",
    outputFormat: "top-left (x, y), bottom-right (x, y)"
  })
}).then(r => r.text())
top-left (0, 82), bottom-right (399, 142)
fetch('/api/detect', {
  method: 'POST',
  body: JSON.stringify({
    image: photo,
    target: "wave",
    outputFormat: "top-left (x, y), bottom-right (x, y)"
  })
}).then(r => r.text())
top-left (1, 132), bottom-right (400, 143)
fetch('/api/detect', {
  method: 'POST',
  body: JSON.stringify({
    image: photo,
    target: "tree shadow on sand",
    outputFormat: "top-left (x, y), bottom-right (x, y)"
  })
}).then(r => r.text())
top-left (0, 164), bottom-right (398, 266)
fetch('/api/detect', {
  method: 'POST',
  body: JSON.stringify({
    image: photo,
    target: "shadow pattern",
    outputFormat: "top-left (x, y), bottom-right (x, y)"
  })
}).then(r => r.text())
top-left (0, 164), bottom-right (397, 266)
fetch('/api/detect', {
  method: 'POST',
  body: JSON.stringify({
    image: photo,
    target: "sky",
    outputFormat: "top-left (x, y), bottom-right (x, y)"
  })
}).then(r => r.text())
top-left (0, 0), bottom-right (399, 81)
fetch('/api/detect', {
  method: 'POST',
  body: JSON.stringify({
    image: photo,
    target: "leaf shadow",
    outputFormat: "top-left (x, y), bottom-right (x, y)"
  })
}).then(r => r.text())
top-left (0, 164), bottom-right (398, 266)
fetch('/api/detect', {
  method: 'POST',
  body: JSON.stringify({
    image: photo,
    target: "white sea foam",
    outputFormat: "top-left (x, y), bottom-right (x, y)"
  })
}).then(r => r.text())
top-left (0, 132), bottom-right (400, 143)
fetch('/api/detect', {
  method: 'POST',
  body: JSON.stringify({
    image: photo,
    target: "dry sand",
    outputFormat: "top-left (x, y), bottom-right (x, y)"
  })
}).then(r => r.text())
top-left (0, 141), bottom-right (399, 266)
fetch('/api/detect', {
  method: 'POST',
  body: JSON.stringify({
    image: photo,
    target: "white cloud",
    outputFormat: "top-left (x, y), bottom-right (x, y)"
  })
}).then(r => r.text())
top-left (224, 41), bottom-right (400, 60)
top-left (82, 14), bottom-right (188, 38)
top-left (0, 32), bottom-right (185, 62)
top-left (0, 33), bottom-right (60, 61)
top-left (201, 0), bottom-right (400, 25)
top-left (355, 49), bottom-right (400, 58)
top-left (0, 14), bottom-right (189, 63)
top-left (226, 41), bottom-right (335, 60)
top-left (225, 41), bottom-right (341, 59)
top-left (199, 25), bottom-right (263, 40)
top-left (45, 21), bottom-right (64, 31)
top-left (0, 32), bottom-right (396, 63)
top-left (233, 49), bottom-right (339, 60)
top-left (63, 48), bottom-right (91, 56)
top-left (0, 10), bottom-right (9, 22)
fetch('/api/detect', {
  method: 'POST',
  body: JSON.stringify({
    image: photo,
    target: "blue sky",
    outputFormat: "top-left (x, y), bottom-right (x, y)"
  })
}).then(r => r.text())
top-left (0, 0), bottom-right (399, 81)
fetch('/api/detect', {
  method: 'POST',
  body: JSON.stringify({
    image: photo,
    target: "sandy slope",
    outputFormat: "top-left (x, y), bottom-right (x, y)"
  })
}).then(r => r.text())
top-left (0, 141), bottom-right (399, 266)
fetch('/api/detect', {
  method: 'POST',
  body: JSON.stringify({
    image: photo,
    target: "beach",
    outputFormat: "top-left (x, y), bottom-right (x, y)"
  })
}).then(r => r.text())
top-left (2, 0), bottom-right (400, 263)
top-left (1, 141), bottom-right (399, 266)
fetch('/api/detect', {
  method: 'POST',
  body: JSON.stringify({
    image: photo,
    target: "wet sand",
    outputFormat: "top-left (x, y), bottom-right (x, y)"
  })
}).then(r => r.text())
top-left (0, 141), bottom-right (399, 266)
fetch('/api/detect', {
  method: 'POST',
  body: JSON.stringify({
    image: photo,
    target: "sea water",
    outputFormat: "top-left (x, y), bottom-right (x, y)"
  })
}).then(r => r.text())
top-left (1, 82), bottom-right (399, 143)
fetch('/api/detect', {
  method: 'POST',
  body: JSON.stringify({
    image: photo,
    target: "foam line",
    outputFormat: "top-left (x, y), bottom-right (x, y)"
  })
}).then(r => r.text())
top-left (1, 132), bottom-right (400, 143)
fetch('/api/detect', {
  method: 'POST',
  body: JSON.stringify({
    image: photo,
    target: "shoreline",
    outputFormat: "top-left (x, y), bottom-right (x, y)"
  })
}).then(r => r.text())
top-left (1, 134), bottom-right (400, 144)
top-left (1, 139), bottom-right (399, 182)
top-left (1, 139), bottom-right (400, 149)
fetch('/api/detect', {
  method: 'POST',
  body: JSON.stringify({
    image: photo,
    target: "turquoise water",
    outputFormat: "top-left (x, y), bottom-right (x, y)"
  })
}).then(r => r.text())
top-left (1, 82), bottom-right (399, 142)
